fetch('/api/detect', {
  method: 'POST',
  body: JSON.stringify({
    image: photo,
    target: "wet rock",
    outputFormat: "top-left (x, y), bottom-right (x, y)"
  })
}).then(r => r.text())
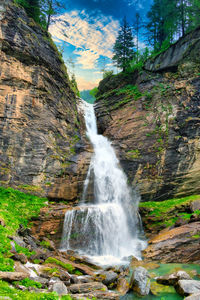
top-left (12, 253), bottom-right (28, 264)
top-left (190, 200), bottom-right (200, 212)
top-left (30, 249), bottom-right (50, 263)
top-left (95, 271), bottom-right (118, 287)
top-left (12, 236), bottom-right (26, 248)
top-left (69, 282), bottom-right (107, 294)
top-left (77, 276), bottom-right (93, 283)
top-left (71, 290), bottom-right (120, 299)
top-left (70, 275), bottom-right (79, 284)
top-left (0, 271), bottom-right (27, 282)
top-left (48, 277), bottom-right (68, 295)
top-left (185, 292), bottom-right (200, 300)
top-left (175, 280), bottom-right (200, 296)
top-left (130, 266), bottom-right (150, 296)
top-left (143, 222), bottom-right (200, 263)
top-left (157, 271), bottom-right (191, 285)
top-left (30, 276), bottom-right (49, 288)
top-left (116, 278), bottom-right (129, 295)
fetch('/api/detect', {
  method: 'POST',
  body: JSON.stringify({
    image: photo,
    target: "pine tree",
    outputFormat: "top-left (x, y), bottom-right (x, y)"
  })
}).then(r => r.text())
top-left (112, 17), bottom-right (135, 72)
top-left (41, 0), bottom-right (66, 31)
top-left (133, 12), bottom-right (143, 63)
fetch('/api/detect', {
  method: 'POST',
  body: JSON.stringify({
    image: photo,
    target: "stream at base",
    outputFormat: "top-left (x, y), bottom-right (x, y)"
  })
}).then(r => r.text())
top-left (60, 100), bottom-right (146, 266)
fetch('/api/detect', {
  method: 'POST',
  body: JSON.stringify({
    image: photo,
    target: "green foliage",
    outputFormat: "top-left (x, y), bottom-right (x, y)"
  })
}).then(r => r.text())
top-left (103, 70), bottom-right (114, 79)
top-left (70, 74), bottom-right (80, 97)
top-left (40, 240), bottom-right (51, 249)
top-left (0, 280), bottom-right (62, 299)
top-left (146, 0), bottom-right (200, 52)
top-left (14, 0), bottom-right (41, 24)
top-left (13, 278), bottom-right (42, 289)
top-left (0, 186), bottom-right (46, 271)
top-left (140, 195), bottom-right (200, 216)
top-left (116, 84), bottom-right (142, 100)
top-left (140, 195), bottom-right (200, 227)
top-left (14, 242), bottom-right (35, 258)
top-left (113, 17), bottom-right (135, 71)
top-left (90, 87), bottom-right (99, 98)
top-left (44, 257), bottom-right (75, 273)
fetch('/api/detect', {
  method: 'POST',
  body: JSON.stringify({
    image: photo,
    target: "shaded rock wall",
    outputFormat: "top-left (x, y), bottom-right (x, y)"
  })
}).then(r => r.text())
top-left (95, 28), bottom-right (200, 201)
top-left (0, 0), bottom-right (90, 200)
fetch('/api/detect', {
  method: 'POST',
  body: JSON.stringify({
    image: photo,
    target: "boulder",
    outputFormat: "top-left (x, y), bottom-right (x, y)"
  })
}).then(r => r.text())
top-left (95, 271), bottom-right (118, 287)
top-left (0, 271), bottom-right (27, 282)
top-left (130, 267), bottom-right (150, 296)
top-left (185, 293), bottom-right (200, 300)
top-left (12, 253), bottom-right (28, 264)
top-left (190, 200), bottom-right (200, 212)
top-left (143, 222), bottom-right (200, 263)
top-left (116, 278), bottom-right (129, 295)
top-left (175, 280), bottom-right (200, 296)
top-left (48, 277), bottom-right (68, 295)
top-left (157, 270), bottom-right (191, 285)
top-left (71, 290), bottom-right (120, 299)
top-left (69, 282), bottom-right (107, 294)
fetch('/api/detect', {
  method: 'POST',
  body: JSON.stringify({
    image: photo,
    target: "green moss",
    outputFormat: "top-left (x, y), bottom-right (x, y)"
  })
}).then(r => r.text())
top-left (14, 242), bottom-right (35, 258)
top-left (13, 278), bottom-right (42, 289)
top-left (126, 149), bottom-right (141, 159)
top-left (140, 195), bottom-right (200, 216)
top-left (44, 257), bottom-right (75, 273)
top-left (140, 195), bottom-right (200, 228)
top-left (40, 240), bottom-right (51, 249)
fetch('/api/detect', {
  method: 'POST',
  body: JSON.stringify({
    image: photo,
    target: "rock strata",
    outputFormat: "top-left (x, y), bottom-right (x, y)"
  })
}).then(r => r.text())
top-left (95, 26), bottom-right (200, 201)
top-left (0, 0), bottom-right (90, 201)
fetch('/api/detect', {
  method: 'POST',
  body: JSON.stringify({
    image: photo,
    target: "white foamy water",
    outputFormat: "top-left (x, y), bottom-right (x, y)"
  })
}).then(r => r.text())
top-left (60, 100), bottom-right (146, 265)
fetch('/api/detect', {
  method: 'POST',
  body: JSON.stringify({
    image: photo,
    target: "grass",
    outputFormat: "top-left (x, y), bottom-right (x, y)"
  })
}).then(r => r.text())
top-left (140, 195), bottom-right (200, 228)
top-left (13, 278), bottom-right (43, 289)
top-left (44, 257), bottom-right (75, 273)
top-left (0, 186), bottom-right (47, 272)
top-left (140, 195), bottom-right (200, 216)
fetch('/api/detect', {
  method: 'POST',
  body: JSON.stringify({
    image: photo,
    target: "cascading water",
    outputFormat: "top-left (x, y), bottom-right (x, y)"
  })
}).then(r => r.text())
top-left (60, 100), bottom-right (146, 265)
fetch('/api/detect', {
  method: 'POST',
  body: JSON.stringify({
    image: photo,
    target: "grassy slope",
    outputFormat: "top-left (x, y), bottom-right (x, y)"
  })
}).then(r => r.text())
top-left (0, 186), bottom-right (73, 299)
top-left (140, 194), bottom-right (200, 229)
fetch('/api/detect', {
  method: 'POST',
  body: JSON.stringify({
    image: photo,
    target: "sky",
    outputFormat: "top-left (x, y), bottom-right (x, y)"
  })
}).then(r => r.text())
top-left (49, 0), bottom-right (153, 91)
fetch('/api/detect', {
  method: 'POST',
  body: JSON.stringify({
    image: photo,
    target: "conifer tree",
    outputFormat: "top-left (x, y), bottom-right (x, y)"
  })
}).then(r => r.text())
top-left (113, 17), bottom-right (135, 72)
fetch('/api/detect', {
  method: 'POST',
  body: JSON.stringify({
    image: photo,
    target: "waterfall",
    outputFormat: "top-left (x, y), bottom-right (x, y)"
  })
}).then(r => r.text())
top-left (60, 100), bottom-right (146, 265)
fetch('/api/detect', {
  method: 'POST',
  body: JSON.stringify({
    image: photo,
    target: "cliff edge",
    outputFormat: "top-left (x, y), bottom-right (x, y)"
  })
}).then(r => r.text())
top-left (95, 26), bottom-right (200, 201)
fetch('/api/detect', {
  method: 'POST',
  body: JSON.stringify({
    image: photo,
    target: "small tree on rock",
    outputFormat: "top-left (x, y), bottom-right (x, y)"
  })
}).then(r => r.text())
top-left (112, 17), bottom-right (135, 72)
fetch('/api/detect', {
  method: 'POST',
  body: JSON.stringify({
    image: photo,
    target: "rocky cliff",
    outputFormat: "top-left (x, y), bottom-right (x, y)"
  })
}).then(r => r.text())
top-left (0, 0), bottom-right (90, 201)
top-left (96, 26), bottom-right (200, 201)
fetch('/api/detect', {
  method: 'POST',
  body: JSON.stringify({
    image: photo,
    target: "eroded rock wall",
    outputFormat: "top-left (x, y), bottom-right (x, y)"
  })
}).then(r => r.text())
top-left (0, 0), bottom-right (91, 200)
top-left (95, 27), bottom-right (200, 201)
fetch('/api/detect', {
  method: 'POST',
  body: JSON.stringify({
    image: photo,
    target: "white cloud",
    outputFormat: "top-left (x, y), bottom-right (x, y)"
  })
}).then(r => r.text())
top-left (49, 11), bottom-right (120, 69)
top-left (77, 76), bottom-right (100, 90)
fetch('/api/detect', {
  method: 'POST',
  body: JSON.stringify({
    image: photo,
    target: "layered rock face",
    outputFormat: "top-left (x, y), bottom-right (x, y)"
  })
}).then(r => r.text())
top-left (96, 26), bottom-right (200, 201)
top-left (0, 0), bottom-right (90, 200)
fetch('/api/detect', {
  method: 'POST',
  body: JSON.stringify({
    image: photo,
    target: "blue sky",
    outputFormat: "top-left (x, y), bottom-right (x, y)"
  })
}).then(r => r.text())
top-left (49, 0), bottom-right (153, 90)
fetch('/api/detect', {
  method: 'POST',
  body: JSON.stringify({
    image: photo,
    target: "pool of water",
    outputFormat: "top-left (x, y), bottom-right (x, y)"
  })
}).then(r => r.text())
top-left (121, 263), bottom-right (200, 300)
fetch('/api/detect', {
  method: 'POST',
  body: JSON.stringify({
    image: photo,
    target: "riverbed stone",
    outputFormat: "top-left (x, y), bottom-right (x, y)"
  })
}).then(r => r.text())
top-left (175, 280), bottom-right (200, 296)
top-left (48, 277), bottom-right (68, 295)
top-left (71, 290), bottom-right (120, 299)
top-left (95, 271), bottom-right (118, 287)
top-left (116, 278), bottom-right (129, 295)
top-left (0, 271), bottom-right (27, 282)
top-left (129, 266), bottom-right (150, 296)
top-left (157, 270), bottom-right (191, 285)
top-left (190, 200), bottom-right (200, 212)
top-left (185, 292), bottom-right (200, 300)
top-left (69, 282), bottom-right (107, 294)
